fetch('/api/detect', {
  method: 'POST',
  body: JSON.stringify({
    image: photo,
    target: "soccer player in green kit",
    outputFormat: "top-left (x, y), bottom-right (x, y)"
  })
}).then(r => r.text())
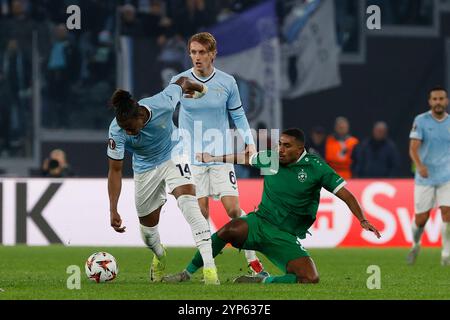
top-left (163, 129), bottom-right (381, 284)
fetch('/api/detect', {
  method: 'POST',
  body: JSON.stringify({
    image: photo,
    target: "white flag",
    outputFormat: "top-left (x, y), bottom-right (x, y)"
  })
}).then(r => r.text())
top-left (209, 0), bottom-right (281, 130)
top-left (281, 0), bottom-right (341, 98)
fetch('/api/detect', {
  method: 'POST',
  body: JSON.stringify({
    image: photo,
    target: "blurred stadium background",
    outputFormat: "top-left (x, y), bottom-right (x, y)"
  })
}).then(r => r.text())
top-left (0, 0), bottom-right (450, 262)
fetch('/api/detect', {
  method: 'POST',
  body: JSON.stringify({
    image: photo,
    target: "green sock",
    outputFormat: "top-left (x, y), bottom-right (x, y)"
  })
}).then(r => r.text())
top-left (263, 274), bottom-right (297, 284)
top-left (186, 233), bottom-right (228, 274)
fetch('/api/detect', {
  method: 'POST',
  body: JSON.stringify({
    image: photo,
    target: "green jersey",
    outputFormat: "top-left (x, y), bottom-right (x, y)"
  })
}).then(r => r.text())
top-left (250, 150), bottom-right (346, 239)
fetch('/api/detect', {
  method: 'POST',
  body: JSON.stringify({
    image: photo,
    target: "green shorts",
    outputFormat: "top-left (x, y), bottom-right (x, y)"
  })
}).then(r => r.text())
top-left (240, 212), bottom-right (310, 272)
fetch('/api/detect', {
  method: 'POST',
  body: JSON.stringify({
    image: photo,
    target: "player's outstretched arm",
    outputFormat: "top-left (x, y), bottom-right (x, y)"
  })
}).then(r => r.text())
top-left (196, 149), bottom-right (251, 166)
top-left (108, 158), bottom-right (126, 233)
top-left (335, 187), bottom-right (381, 239)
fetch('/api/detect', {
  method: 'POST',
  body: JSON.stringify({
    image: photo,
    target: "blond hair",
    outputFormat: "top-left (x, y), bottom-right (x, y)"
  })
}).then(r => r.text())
top-left (188, 32), bottom-right (217, 53)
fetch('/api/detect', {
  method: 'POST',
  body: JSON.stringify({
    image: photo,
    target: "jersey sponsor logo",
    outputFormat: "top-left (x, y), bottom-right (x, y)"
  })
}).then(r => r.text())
top-left (298, 169), bottom-right (308, 182)
top-left (108, 139), bottom-right (116, 150)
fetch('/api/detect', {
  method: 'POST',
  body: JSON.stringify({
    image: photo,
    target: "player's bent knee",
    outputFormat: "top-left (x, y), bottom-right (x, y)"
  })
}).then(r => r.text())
top-left (217, 219), bottom-right (247, 247)
top-left (226, 208), bottom-right (241, 219)
top-left (139, 207), bottom-right (162, 227)
top-left (415, 213), bottom-right (430, 227)
top-left (172, 184), bottom-right (196, 198)
top-left (217, 225), bottom-right (238, 243)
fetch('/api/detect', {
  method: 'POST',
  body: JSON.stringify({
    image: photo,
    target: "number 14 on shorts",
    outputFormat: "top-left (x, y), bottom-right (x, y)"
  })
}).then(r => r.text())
top-left (176, 164), bottom-right (192, 178)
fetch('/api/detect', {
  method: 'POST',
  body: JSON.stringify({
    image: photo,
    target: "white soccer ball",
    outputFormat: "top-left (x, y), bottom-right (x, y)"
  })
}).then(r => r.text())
top-left (85, 252), bottom-right (118, 283)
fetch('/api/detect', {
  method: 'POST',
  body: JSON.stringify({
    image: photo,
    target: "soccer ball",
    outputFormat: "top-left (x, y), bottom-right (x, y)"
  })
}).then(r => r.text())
top-left (85, 252), bottom-right (118, 283)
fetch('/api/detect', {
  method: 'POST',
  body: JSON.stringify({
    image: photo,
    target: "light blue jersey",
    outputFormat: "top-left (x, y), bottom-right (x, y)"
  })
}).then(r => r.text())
top-left (107, 84), bottom-right (183, 174)
top-left (410, 111), bottom-right (450, 186)
top-left (171, 68), bottom-right (255, 166)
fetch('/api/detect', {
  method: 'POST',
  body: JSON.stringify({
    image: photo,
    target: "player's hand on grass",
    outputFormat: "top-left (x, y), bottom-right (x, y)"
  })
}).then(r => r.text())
top-left (417, 164), bottom-right (429, 178)
top-left (360, 220), bottom-right (381, 239)
top-left (196, 152), bottom-right (214, 163)
top-left (110, 211), bottom-right (126, 233)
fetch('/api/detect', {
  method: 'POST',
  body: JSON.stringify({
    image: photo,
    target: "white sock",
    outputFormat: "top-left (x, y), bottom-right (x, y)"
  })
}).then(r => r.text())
top-left (140, 224), bottom-right (165, 258)
top-left (412, 221), bottom-right (424, 247)
top-left (441, 222), bottom-right (450, 259)
top-left (177, 195), bottom-right (215, 269)
top-left (245, 250), bottom-right (258, 263)
top-left (239, 209), bottom-right (258, 263)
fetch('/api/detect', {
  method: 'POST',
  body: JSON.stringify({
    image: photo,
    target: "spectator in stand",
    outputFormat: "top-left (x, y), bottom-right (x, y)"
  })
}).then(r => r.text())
top-left (45, 23), bottom-right (80, 128)
top-left (217, 0), bottom-right (236, 22)
top-left (1, 38), bottom-right (31, 155)
top-left (145, 0), bottom-right (174, 39)
top-left (87, 31), bottom-right (115, 86)
top-left (352, 121), bottom-right (400, 178)
top-left (325, 117), bottom-right (359, 179)
top-left (306, 126), bottom-right (326, 159)
top-left (120, 4), bottom-right (146, 37)
top-left (0, 67), bottom-right (14, 157)
top-left (3, 0), bottom-right (34, 55)
top-left (41, 149), bottom-right (74, 177)
top-left (230, 0), bottom-right (263, 12)
top-left (173, 0), bottom-right (216, 39)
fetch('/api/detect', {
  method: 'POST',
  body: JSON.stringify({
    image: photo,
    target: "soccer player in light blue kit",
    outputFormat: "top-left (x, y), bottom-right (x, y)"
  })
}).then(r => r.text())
top-left (408, 86), bottom-right (450, 266)
top-left (107, 77), bottom-right (219, 284)
top-left (169, 32), bottom-right (267, 275)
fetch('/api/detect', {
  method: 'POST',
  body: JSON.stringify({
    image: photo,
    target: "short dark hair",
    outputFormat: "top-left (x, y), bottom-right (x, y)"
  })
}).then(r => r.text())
top-left (429, 86), bottom-right (448, 98)
top-left (282, 128), bottom-right (305, 145)
top-left (311, 126), bottom-right (326, 134)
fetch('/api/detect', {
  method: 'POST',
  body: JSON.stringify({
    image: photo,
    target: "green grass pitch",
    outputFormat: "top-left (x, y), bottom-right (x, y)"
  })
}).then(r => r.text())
top-left (0, 246), bottom-right (449, 300)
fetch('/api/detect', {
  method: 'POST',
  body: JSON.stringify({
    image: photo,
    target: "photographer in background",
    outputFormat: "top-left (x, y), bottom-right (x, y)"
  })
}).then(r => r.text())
top-left (41, 149), bottom-right (74, 177)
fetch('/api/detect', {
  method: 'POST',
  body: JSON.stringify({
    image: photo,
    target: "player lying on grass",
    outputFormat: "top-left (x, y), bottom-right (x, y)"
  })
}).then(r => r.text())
top-left (163, 128), bottom-right (381, 284)
top-left (108, 76), bottom-right (219, 285)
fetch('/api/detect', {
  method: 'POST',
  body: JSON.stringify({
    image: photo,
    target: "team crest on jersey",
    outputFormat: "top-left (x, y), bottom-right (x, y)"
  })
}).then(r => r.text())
top-left (212, 88), bottom-right (224, 97)
top-left (108, 138), bottom-right (116, 150)
top-left (298, 169), bottom-right (308, 182)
